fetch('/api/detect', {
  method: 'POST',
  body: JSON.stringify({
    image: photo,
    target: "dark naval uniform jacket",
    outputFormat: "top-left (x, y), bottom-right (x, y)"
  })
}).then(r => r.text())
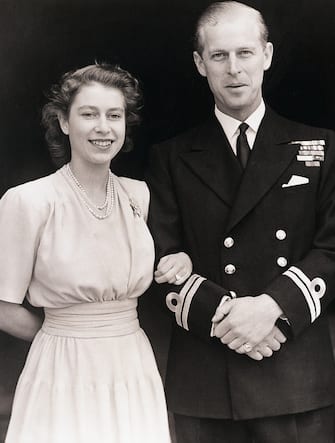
top-left (147, 107), bottom-right (335, 420)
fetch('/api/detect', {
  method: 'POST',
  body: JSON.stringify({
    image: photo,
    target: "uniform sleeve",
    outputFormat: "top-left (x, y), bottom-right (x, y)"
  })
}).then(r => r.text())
top-left (147, 145), bottom-right (232, 341)
top-left (0, 186), bottom-right (46, 304)
top-left (147, 144), bottom-right (185, 258)
top-left (265, 130), bottom-right (335, 337)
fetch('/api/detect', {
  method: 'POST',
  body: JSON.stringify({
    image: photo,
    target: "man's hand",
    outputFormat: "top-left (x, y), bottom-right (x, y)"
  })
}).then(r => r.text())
top-left (239, 326), bottom-right (287, 361)
top-left (212, 294), bottom-right (283, 350)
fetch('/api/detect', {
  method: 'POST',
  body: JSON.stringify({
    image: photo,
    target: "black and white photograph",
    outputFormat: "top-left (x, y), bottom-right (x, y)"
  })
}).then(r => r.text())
top-left (1, 0), bottom-right (335, 442)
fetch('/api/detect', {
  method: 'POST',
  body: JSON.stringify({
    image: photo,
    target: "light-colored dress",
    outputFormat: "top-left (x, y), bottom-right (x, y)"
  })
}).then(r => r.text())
top-left (0, 165), bottom-right (170, 443)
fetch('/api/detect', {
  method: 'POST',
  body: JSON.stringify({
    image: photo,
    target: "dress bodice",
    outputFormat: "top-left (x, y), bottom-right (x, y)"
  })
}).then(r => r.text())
top-left (0, 166), bottom-right (155, 308)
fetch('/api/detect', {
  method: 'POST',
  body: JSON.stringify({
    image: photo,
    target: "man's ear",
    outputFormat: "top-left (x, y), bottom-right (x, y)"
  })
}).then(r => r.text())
top-left (58, 113), bottom-right (69, 135)
top-left (193, 51), bottom-right (207, 77)
top-left (263, 42), bottom-right (273, 71)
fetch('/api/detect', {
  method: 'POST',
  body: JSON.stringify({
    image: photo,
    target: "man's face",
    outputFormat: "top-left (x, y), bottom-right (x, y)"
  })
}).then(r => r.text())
top-left (193, 11), bottom-right (273, 121)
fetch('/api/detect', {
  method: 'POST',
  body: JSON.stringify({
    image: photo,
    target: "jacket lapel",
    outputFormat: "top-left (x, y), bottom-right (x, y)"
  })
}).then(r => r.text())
top-left (179, 117), bottom-right (242, 207)
top-left (226, 109), bottom-right (298, 232)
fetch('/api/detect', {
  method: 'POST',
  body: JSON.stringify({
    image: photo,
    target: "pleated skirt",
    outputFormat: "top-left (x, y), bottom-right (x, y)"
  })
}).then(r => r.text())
top-left (5, 300), bottom-right (171, 443)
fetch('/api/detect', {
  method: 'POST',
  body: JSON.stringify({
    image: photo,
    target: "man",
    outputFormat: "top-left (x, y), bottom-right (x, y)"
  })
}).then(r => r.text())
top-left (147, 2), bottom-right (335, 442)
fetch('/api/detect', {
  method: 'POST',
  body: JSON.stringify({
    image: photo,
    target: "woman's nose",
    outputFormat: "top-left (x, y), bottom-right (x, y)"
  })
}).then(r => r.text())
top-left (95, 117), bottom-right (110, 133)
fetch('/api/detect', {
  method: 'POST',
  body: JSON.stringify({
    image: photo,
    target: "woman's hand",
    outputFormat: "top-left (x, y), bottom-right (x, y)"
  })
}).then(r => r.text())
top-left (154, 252), bottom-right (193, 285)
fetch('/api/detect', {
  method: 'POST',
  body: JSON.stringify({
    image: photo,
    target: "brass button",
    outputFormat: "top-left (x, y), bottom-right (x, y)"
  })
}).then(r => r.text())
top-left (224, 237), bottom-right (234, 248)
top-left (225, 264), bottom-right (236, 275)
top-left (276, 229), bottom-right (287, 240)
top-left (277, 257), bottom-right (288, 267)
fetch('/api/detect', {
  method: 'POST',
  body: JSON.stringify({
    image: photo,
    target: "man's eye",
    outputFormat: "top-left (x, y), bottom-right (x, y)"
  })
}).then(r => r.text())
top-left (239, 50), bottom-right (253, 57)
top-left (82, 112), bottom-right (96, 118)
top-left (211, 53), bottom-right (226, 61)
top-left (108, 114), bottom-right (122, 120)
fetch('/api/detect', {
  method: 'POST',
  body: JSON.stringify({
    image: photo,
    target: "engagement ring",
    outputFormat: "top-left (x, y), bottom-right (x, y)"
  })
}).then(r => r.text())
top-left (243, 342), bottom-right (252, 353)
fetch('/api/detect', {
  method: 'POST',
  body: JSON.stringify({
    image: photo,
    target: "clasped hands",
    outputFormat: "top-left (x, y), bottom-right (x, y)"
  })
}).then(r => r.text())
top-left (212, 294), bottom-right (287, 361)
top-left (153, 254), bottom-right (287, 361)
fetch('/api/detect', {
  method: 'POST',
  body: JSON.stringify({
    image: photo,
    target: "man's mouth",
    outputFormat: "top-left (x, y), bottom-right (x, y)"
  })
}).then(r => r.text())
top-left (226, 83), bottom-right (247, 88)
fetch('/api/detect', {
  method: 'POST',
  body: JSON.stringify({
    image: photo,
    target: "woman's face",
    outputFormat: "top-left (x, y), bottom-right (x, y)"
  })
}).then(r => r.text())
top-left (59, 82), bottom-right (126, 167)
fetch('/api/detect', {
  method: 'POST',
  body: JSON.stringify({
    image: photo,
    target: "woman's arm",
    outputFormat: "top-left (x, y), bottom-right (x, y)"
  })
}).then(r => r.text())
top-left (0, 300), bottom-right (43, 341)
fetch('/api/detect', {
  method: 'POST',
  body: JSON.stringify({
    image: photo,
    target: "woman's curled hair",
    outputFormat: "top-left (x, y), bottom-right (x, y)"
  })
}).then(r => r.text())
top-left (42, 63), bottom-right (143, 167)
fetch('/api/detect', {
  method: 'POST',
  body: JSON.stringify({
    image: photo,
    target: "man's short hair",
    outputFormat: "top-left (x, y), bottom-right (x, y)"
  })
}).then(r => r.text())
top-left (194, 1), bottom-right (269, 55)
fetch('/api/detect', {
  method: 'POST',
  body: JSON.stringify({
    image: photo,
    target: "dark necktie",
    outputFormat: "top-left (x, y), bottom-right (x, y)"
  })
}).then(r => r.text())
top-left (236, 122), bottom-right (250, 169)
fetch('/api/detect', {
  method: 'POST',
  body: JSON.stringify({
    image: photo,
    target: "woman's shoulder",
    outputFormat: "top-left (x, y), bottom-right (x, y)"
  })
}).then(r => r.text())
top-left (1, 171), bottom-right (59, 211)
top-left (116, 176), bottom-right (150, 219)
top-left (117, 176), bottom-right (148, 194)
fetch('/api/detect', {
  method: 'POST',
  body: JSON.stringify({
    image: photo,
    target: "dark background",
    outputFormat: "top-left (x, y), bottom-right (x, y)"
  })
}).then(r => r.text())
top-left (0, 0), bottom-right (335, 439)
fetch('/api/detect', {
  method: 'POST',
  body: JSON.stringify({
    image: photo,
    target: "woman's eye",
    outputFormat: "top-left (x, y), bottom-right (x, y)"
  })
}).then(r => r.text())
top-left (82, 112), bottom-right (96, 118)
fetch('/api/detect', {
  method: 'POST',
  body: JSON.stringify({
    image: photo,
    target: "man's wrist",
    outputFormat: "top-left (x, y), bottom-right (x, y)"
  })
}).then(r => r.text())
top-left (259, 293), bottom-right (284, 320)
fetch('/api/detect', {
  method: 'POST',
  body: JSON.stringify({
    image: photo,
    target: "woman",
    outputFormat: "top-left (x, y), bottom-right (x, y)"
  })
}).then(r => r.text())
top-left (0, 63), bottom-right (191, 442)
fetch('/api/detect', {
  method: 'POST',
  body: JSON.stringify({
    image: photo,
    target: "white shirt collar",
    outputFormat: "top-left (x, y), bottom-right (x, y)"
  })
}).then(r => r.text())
top-left (244, 100), bottom-right (266, 134)
top-left (214, 100), bottom-right (266, 153)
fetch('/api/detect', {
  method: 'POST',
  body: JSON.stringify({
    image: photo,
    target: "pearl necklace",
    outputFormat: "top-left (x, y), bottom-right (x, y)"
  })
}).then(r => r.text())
top-left (65, 164), bottom-right (114, 220)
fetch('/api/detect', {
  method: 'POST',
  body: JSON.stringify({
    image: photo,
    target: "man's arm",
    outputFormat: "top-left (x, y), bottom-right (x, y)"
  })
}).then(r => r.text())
top-left (263, 130), bottom-right (335, 338)
top-left (147, 143), bottom-right (234, 340)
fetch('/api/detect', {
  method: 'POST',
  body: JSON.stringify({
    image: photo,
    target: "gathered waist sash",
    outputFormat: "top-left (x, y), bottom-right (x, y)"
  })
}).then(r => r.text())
top-left (42, 299), bottom-right (140, 338)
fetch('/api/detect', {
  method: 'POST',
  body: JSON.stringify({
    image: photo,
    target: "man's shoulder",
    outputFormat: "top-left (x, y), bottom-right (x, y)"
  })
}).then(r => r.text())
top-left (154, 117), bottom-right (219, 152)
top-left (265, 107), bottom-right (334, 139)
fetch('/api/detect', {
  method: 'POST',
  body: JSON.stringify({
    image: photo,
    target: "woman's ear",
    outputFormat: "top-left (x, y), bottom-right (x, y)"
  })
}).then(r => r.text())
top-left (58, 113), bottom-right (69, 135)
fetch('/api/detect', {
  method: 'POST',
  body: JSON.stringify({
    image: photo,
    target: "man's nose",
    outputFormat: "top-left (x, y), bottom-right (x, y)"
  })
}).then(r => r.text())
top-left (227, 55), bottom-right (241, 75)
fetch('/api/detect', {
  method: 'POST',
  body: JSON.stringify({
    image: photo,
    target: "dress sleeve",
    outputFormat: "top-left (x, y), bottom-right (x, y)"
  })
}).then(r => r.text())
top-left (118, 177), bottom-right (150, 222)
top-left (0, 186), bottom-right (47, 304)
top-left (139, 181), bottom-right (150, 222)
